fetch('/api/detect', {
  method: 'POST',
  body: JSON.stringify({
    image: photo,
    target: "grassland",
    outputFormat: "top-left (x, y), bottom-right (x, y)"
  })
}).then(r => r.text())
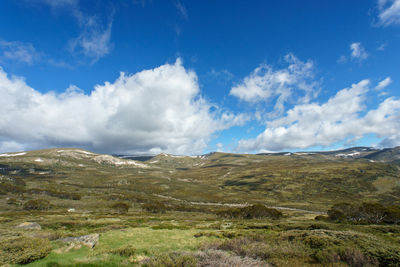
top-left (0, 148), bottom-right (399, 266)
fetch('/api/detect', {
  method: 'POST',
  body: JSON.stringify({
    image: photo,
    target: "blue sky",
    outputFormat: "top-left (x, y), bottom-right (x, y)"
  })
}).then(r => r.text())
top-left (0, 0), bottom-right (399, 155)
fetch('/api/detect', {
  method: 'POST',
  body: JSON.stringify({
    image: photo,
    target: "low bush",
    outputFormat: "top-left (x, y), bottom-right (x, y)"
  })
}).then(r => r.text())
top-left (29, 188), bottom-right (81, 200)
top-left (141, 251), bottom-right (197, 267)
top-left (195, 249), bottom-right (268, 267)
top-left (0, 182), bottom-right (25, 195)
top-left (218, 204), bottom-right (282, 219)
top-left (0, 236), bottom-right (51, 264)
top-left (23, 199), bottom-right (51, 210)
top-left (203, 229), bottom-right (400, 266)
top-left (6, 197), bottom-right (19, 205)
top-left (109, 244), bottom-right (136, 257)
top-left (142, 201), bottom-right (167, 213)
top-left (111, 202), bottom-right (130, 214)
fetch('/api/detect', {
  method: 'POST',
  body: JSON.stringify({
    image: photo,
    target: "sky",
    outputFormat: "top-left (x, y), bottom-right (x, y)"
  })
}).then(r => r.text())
top-left (0, 0), bottom-right (399, 155)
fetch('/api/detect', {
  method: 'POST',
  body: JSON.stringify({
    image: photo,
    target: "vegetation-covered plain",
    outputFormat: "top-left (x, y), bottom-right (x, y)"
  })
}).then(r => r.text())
top-left (0, 147), bottom-right (399, 266)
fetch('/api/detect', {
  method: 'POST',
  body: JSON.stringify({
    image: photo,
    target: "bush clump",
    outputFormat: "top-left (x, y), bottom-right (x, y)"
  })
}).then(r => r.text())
top-left (109, 244), bottom-right (136, 257)
top-left (218, 204), bottom-right (282, 219)
top-left (0, 237), bottom-right (51, 264)
top-left (23, 199), bottom-right (51, 210)
top-left (142, 251), bottom-right (197, 267)
top-left (327, 202), bottom-right (400, 224)
top-left (0, 182), bottom-right (25, 195)
top-left (142, 201), bottom-right (167, 213)
top-left (29, 188), bottom-right (81, 200)
top-left (111, 202), bottom-right (130, 214)
top-left (6, 197), bottom-right (19, 205)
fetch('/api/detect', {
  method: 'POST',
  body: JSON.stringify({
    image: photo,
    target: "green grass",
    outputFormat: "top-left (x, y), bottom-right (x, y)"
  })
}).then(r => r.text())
top-left (22, 227), bottom-right (216, 267)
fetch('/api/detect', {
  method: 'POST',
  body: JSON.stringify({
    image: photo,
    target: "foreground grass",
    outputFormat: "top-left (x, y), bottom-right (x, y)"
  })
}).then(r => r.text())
top-left (24, 227), bottom-right (216, 266)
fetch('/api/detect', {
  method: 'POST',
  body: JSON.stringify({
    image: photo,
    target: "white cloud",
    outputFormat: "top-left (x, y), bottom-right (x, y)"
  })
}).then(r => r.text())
top-left (216, 143), bottom-right (223, 152)
top-left (377, 0), bottom-right (400, 26)
top-left (377, 43), bottom-right (387, 51)
top-left (237, 80), bottom-right (400, 152)
top-left (30, 0), bottom-right (113, 63)
top-left (230, 54), bottom-right (319, 116)
top-left (207, 69), bottom-right (234, 84)
top-left (0, 41), bottom-right (39, 65)
top-left (375, 77), bottom-right (392, 90)
top-left (69, 20), bottom-right (113, 62)
top-left (350, 42), bottom-right (368, 61)
top-left (0, 60), bottom-right (245, 155)
top-left (337, 55), bottom-right (347, 64)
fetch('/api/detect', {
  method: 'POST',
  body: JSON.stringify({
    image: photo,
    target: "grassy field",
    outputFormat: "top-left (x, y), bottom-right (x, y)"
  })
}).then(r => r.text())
top-left (0, 148), bottom-right (399, 266)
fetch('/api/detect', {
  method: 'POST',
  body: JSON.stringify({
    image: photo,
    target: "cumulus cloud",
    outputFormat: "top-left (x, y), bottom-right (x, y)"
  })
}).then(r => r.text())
top-left (0, 41), bottom-right (39, 65)
top-left (237, 80), bottom-right (400, 152)
top-left (377, 0), bottom-right (400, 26)
top-left (350, 42), bottom-right (368, 61)
top-left (0, 60), bottom-right (245, 155)
top-left (230, 54), bottom-right (319, 116)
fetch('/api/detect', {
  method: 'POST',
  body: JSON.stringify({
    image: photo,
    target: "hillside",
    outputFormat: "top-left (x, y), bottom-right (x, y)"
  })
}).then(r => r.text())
top-left (1, 147), bottom-right (400, 266)
top-left (1, 147), bottom-right (400, 211)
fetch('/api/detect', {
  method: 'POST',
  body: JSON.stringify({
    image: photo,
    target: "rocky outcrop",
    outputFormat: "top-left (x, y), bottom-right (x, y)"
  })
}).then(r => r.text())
top-left (59, 233), bottom-right (99, 248)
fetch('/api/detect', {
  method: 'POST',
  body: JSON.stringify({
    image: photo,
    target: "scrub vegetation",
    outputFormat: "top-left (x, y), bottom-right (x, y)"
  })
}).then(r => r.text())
top-left (0, 147), bottom-right (399, 266)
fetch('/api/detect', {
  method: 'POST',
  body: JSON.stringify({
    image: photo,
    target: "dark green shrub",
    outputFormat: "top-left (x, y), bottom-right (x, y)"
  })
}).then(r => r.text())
top-left (0, 183), bottom-right (25, 195)
top-left (327, 208), bottom-right (346, 222)
top-left (357, 202), bottom-right (386, 224)
top-left (6, 197), bottom-right (18, 205)
top-left (142, 202), bottom-right (167, 213)
top-left (328, 202), bottom-right (399, 224)
top-left (218, 204), bottom-right (282, 219)
top-left (23, 199), bottom-right (51, 210)
top-left (313, 248), bottom-right (340, 264)
top-left (109, 244), bottom-right (136, 257)
top-left (29, 188), bottom-right (81, 200)
top-left (314, 215), bottom-right (328, 221)
top-left (111, 202), bottom-right (130, 214)
top-left (384, 205), bottom-right (400, 224)
top-left (0, 237), bottom-right (51, 264)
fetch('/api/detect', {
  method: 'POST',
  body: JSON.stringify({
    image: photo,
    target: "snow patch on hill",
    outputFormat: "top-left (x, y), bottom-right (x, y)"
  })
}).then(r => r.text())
top-left (0, 152), bottom-right (27, 157)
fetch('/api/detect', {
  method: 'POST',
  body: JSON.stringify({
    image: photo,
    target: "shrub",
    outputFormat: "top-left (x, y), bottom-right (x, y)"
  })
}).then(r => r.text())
top-left (218, 204), bottom-right (282, 219)
top-left (111, 202), bottom-right (130, 214)
top-left (109, 244), bottom-right (136, 257)
top-left (23, 199), bottom-right (51, 210)
top-left (339, 248), bottom-right (377, 267)
top-left (6, 197), bottom-right (18, 205)
top-left (327, 202), bottom-right (400, 224)
top-left (141, 251), bottom-right (197, 267)
top-left (142, 202), bottom-right (167, 213)
top-left (0, 237), bottom-right (51, 264)
top-left (29, 188), bottom-right (81, 200)
top-left (0, 183), bottom-right (25, 195)
top-left (195, 249), bottom-right (268, 267)
top-left (384, 205), bottom-right (400, 224)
